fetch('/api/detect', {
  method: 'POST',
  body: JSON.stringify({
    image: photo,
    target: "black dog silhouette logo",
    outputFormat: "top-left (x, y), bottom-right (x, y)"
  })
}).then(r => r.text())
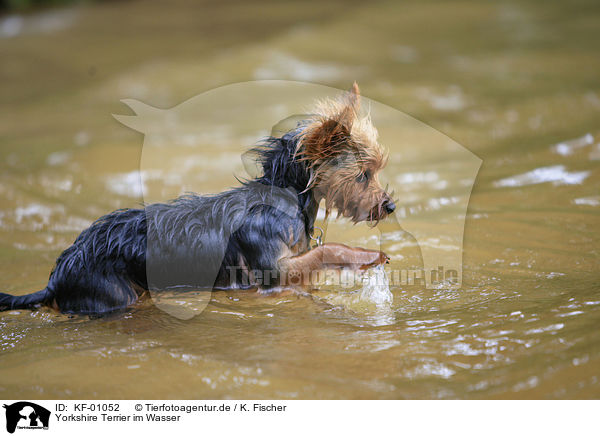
top-left (3, 402), bottom-right (50, 433)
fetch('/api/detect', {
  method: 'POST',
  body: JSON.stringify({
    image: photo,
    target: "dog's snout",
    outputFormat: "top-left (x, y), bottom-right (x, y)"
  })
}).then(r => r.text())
top-left (383, 199), bottom-right (396, 214)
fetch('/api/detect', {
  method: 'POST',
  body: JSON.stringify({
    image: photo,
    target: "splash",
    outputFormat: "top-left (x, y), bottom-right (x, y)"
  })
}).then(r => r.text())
top-left (359, 265), bottom-right (393, 306)
top-left (323, 265), bottom-right (393, 311)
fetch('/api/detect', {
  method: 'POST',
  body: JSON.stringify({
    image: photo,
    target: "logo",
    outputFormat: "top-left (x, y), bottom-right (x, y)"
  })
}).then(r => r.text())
top-left (3, 402), bottom-right (50, 434)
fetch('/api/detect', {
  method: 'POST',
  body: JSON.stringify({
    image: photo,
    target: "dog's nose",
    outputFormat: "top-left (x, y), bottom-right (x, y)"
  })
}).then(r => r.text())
top-left (383, 200), bottom-right (396, 214)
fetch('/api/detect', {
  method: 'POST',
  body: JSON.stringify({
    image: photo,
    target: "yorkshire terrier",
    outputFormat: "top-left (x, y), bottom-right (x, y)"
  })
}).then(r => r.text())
top-left (0, 83), bottom-right (395, 314)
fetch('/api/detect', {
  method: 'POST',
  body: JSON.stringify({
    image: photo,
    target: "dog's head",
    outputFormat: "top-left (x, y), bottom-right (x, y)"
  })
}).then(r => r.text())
top-left (298, 83), bottom-right (395, 224)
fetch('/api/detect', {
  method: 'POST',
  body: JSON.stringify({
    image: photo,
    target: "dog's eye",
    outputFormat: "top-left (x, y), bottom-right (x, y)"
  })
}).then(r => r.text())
top-left (356, 171), bottom-right (370, 183)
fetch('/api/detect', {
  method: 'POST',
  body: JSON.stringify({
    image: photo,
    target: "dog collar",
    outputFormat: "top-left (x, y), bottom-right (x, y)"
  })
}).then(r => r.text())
top-left (310, 226), bottom-right (324, 248)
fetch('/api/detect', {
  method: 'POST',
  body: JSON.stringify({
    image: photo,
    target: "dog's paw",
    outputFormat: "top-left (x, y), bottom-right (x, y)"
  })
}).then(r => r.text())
top-left (380, 251), bottom-right (391, 265)
top-left (359, 250), bottom-right (390, 270)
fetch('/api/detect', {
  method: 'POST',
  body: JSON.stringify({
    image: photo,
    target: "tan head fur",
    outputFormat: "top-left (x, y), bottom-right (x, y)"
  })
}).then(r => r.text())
top-left (298, 82), bottom-right (395, 224)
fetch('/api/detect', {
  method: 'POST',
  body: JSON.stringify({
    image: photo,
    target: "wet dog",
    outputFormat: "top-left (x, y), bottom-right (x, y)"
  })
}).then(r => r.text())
top-left (0, 83), bottom-right (395, 315)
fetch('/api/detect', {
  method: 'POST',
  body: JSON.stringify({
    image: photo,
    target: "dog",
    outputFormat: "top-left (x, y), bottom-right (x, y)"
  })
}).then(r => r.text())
top-left (0, 83), bottom-right (395, 315)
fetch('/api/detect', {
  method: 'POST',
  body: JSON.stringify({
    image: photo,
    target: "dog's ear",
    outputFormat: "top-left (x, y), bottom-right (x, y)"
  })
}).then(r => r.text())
top-left (337, 81), bottom-right (360, 132)
top-left (303, 83), bottom-right (361, 161)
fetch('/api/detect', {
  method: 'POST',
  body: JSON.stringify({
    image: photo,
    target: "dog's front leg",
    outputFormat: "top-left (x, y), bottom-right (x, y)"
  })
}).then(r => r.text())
top-left (277, 242), bottom-right (389, 286)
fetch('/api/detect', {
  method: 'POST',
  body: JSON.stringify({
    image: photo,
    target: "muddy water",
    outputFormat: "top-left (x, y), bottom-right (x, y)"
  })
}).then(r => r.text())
top-left (1, 0), bottom-right (599, 399)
